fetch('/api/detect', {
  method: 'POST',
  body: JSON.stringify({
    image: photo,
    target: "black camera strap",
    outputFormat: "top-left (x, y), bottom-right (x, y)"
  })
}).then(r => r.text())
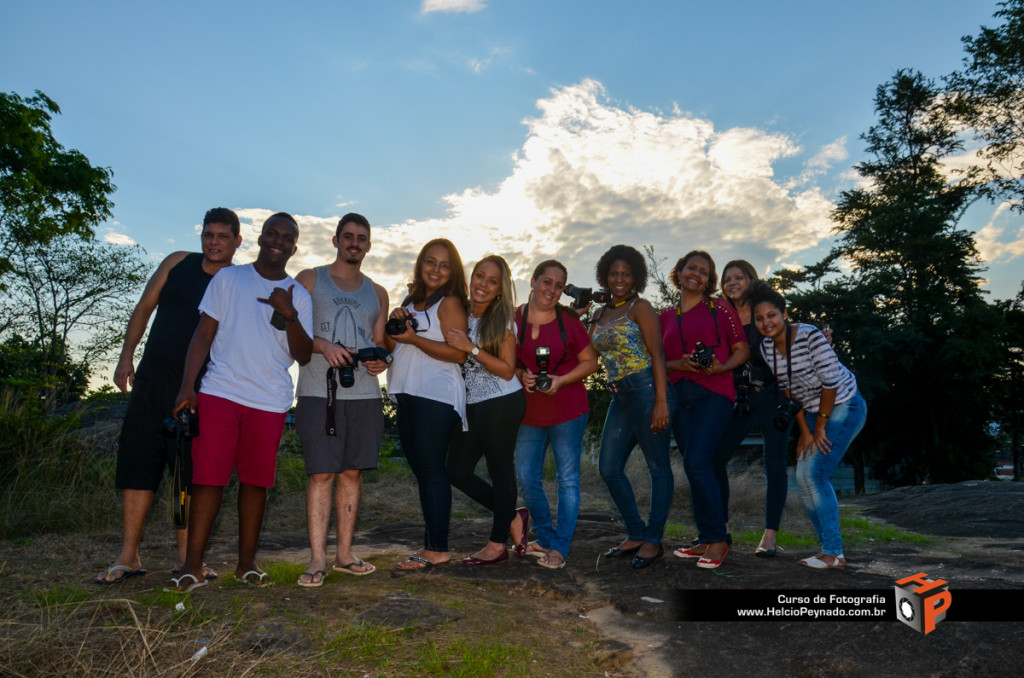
top-left (516, 303), bottom-right (569, 373)
top-left (325, 367), bottom-right (338, 436)
top-left (674, 297), bottom-right (722, 354)
top-left (771, 322), bottom-right (795, 406)
top-left (171, 427), bottom-right (188, 528)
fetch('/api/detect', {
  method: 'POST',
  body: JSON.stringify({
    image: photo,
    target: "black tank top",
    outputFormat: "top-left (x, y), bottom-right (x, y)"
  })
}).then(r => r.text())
top-left (136, 253), bottom-right (214, 382)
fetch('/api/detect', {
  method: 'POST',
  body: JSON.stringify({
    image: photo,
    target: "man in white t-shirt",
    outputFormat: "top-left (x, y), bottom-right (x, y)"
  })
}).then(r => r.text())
top-left (168, 212), bottom-right (313, 592)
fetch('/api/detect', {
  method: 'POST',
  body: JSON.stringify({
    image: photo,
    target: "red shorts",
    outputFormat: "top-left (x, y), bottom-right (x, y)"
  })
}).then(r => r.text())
top-left (191, 392), bottom-right (286, 488)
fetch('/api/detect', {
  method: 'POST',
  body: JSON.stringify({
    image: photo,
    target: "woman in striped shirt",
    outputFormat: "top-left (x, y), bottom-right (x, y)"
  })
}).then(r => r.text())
top-left (750, 283), bottom-right (867, 570)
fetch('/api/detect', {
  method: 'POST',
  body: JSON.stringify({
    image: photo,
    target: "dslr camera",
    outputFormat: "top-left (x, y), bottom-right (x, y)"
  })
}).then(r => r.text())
top-left (385, 315), bottom-right (419, 336)
top-left (691, 341), bottom-right (716, 370)
top-left (563, 284), bottom-right (610, 309)
top-left (336, 346), bottom-right (394, 388)
top-left (534, 346), bottom-right (553, 392)
top-left (774, 396), bottom-right (803, 431)
top-left (162, 409), bottom-right (199, 439)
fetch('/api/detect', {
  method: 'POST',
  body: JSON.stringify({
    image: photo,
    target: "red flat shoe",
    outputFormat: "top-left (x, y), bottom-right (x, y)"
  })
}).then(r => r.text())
top-left (513, 507), bottom-right (530, 558)
top-left (673, 544), bottom-right (707, 559)
top-left (462, 549), bottom-right (510, 566)
top-left (697, 544), bottom-right (729, 569)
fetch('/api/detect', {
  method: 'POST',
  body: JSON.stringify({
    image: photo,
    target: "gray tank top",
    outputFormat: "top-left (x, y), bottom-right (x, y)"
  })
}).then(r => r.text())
top-left (297, 267), bottom-right (381, 400)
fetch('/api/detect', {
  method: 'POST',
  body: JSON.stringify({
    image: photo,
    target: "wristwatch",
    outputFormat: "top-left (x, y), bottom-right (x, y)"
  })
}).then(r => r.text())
top-left (471, 346), bottom-right (480, 357)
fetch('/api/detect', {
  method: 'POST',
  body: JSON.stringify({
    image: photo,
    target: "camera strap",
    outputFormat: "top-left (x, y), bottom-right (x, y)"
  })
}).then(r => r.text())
top-left (674, 297), bottom-right (722, 353)
top-left (325, 368), bottom-right (338, 436)
top-left (516, 303), bottom-right (569, 372)
top-left (171, 428), bottom-right (188, 528)
top-left (771, 322), bottom-right (795, 405)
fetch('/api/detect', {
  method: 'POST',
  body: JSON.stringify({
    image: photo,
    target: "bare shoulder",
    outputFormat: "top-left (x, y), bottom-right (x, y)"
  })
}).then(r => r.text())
top-left (295, 268), bottom-right (317, 293)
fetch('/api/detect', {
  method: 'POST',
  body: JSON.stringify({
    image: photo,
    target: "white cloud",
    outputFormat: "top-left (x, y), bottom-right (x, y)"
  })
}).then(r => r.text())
top-left (103, 230), bottom-right (138, 246)
top-left (974, 202), bottom-right (1024, 263)
top-left (421, 0), bottom-right (485, 14)
top-left (807, 137), bottom-right (848, 169)
top-left (468, 46), bottom-right (510, 73)
top-left (237, 79), bottom-right (842, 307)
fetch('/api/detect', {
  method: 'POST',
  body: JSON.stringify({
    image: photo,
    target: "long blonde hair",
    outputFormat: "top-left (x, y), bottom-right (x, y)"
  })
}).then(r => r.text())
top-left (472, 255), bottom-right (516, 358)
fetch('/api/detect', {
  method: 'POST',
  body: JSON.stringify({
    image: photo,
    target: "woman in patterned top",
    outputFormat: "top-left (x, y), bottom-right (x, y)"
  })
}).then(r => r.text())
top-left (589, 245), bottom-right (674, 569)
top-left (445, 256), bottom-right (528, 566)
top-left (750, 283), bottom-right (866, 569)
top-left (660, 251), bottom-right (749, 570)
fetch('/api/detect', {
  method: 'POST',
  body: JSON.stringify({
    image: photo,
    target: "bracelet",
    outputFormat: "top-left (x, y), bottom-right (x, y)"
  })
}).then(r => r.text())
top-left (818, 412), bottom-right (830, 420)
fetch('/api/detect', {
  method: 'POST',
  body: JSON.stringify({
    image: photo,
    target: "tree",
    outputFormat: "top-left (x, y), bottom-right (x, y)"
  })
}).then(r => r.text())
top-left (0, 234), bottom-right (149, 409)
top-left (783, 70), bottom-right (1003, 485)
top-left (948, 0), bottom-right (1024, 211)
top-left (1, 90), bottom-right (135, 409)
top-left (0, 90), bottom-right (114, 278)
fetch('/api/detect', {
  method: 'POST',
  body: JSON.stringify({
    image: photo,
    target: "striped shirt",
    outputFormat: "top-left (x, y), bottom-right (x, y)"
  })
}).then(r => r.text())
top-left (759, 323), bottom-right (857, 413)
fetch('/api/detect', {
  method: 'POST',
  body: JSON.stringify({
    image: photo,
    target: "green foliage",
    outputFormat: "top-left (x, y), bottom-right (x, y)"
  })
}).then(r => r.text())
top-left (0, 390), bottom-right (118, 538)
top-left (29, 584), bottom-right (91, 609)
top-left (0, 90), bottom-right (114, 277)
top-left (947, 0), bottom-right (1024, 211)
top-left (780, 70), bottom-right (1006, 485)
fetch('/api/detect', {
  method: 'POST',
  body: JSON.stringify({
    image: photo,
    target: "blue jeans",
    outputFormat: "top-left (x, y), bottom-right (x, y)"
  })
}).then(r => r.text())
top-left (599, 368), bottom-right (675, 545)
top-left (395, 393), bottom-right (460, 552)
top-left (796, 391), bottom-right (867, 556)
top-left (713, 385), bottom-right (792, 531)
top-left (515, 413), bottom-right (588, 557)
top-left (671, 379), bottom-right (733, 543)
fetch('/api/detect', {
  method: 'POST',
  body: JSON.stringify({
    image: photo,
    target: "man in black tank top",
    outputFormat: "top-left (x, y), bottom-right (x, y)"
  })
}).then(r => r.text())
top-left (95, 208), bottom-right (241, 584)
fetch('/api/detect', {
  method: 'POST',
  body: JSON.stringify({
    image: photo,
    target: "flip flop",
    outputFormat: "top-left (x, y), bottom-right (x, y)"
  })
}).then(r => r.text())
top-left (333, 560), bottom-right (376, 576)
top-left (95, 565), bottom-right (147, 585)
top-left (163, 573), bottom-right (208, 594)
top-left (297, 570), bottom-right (327, 587)
top-left (238, 570), bottom-right (274, 587)
top-left (538, 554), bottom-right (566, 570)
top-left (396, 555), bottom-right (433, 571)
top-left (172, 564), bottom-right (219, 580)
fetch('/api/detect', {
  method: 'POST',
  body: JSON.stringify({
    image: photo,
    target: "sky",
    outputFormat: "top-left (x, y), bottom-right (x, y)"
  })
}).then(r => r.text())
top-left (3, 0), bottom-right (1022, 316)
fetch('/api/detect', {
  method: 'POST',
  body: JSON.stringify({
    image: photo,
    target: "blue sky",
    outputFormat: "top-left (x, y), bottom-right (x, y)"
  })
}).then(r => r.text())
top-left (3, 0), bottom-right (1021, 307)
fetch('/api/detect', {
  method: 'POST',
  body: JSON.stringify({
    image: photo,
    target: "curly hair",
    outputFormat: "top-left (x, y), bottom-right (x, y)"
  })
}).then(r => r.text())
top-left (670, 250), bottom-right (717, 298)
top-left (595, 244), bottom-right (648, 293)
top-left (746, 279), bottom-right (786, 314)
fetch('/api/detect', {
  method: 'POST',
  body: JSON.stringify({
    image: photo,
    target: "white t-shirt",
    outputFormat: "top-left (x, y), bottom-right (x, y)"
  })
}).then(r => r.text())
top-left (198, 263), bottom-right (313, 413)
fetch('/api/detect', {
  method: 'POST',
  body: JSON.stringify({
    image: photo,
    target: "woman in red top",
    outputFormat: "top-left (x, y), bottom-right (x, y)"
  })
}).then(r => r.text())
top-left (514, 260), bottom-right (598, 570)
top-left (659, 251), bottom-right (748, 569)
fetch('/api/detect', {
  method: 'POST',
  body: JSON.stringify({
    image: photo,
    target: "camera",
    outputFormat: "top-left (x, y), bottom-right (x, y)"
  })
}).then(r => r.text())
top-left (691, 341), bottom-right (716, 370)
top-left (773, 396), bottom-right (803, 431)
top-left (385, 315), bottom-right (419, 336)
top-left (563, 285), bottom-right (611, 309)
top-left (534, 345), bottom-right (552, 392)
top-left (336, 346), bottom-right (394, 388)
top-left (162, 409), bottom-right (199, 439)
top-left (733, 384), bottom-right (750, 418)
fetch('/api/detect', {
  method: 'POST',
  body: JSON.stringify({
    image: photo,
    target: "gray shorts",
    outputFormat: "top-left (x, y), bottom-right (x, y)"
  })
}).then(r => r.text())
top-left (294, 396), bottom-right (383, 474)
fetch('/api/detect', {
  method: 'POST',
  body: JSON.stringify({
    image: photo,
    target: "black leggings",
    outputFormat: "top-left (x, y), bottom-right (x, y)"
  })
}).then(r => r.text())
top-left (446, 390), bottom-right (527, 544)
top-left (396, 393), bottom-right (460, 552)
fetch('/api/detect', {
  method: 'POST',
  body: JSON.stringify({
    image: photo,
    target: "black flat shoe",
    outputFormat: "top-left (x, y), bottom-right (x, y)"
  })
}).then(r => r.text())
top-left (603, 543), bottom-right (642, 559)
top-left (631, 544), bottom-right (664, 569)
top-left (755, 545), bottom-right (781, 558)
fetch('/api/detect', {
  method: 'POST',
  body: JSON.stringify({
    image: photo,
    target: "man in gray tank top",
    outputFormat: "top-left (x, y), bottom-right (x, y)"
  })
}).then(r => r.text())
top-left (292, 213), bottom-right (390, 585)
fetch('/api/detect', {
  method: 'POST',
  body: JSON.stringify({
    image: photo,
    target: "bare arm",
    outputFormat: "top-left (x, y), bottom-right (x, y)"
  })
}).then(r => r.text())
top-left (173, 313), bottom-right (218, 415)
top-left (542, 343), bottom-right (599, 396)
top-left (113, 251), bottom-right (188, 392)
top-left (258, 284), bottom-right (313, 365)
top-left (631, 300), bottom-right (671, 433)
top-left (362, 283), bottom-right (392, 376)
top-left (391, 295), bottom-right (468, 364)
top-left (446, 326), bottom-right (517, 380)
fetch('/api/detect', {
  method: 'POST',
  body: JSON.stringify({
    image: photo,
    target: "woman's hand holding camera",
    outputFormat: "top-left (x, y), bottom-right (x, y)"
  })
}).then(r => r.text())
top-left (388, 308), bottom-right (416, 343)
top-left (667, 356), bottom-right (699, 373)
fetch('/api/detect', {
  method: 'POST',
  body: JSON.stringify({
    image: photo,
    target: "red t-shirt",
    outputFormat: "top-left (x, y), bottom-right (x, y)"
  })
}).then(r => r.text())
top-left (659, 297), bottom-right (745, 402)
top-left (515, 306), bottom-right (591, 427)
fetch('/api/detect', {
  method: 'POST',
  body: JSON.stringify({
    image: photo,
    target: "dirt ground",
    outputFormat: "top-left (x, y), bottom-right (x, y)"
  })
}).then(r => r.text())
top-left (3, 474), bottom-right (1023, 677)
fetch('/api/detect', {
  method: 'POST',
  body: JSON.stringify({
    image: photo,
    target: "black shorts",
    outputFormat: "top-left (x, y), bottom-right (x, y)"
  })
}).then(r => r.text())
top-left (115, 374), bottom-right (193, 492)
